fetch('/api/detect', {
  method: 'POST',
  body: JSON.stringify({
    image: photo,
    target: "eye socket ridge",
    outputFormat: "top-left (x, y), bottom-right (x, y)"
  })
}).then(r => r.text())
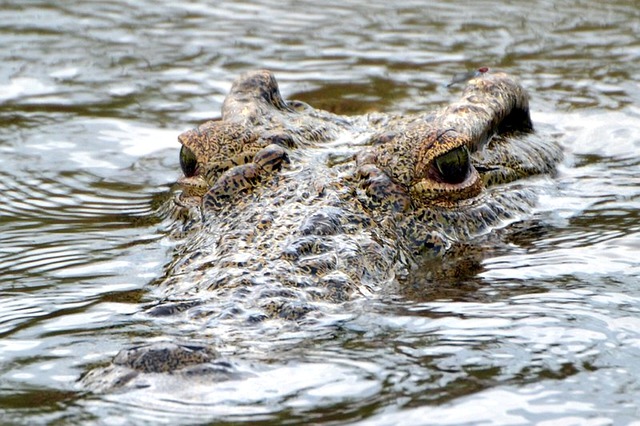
top-left (180, 145), bottom-right (198, 177)
top-left (433, 145), bottom-right (471, 184)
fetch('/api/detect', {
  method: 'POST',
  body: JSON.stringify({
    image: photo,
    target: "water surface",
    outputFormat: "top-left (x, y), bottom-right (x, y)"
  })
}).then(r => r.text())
top-left (1, 0), bottom-right (639, 424)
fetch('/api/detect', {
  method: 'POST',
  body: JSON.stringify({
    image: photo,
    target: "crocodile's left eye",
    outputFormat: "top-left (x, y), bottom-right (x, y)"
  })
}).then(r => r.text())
top-left (180, 145), bottom-right (198, 177)
top-left (434, 146), bottom-right (470, 184)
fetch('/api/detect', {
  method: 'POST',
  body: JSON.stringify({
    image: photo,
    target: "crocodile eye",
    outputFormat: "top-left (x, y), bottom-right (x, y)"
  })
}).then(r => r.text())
top-left (434, 146), bottom-right (470, 184)
top-left (179, 145), bottom-right (198, 177)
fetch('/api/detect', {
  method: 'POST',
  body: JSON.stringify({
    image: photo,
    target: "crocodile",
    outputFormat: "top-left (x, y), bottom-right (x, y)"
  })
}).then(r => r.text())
top-left (81, 69), bottom-right (562, 391)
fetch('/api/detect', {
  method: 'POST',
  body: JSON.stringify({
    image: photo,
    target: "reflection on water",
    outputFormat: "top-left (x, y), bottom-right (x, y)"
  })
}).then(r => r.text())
top-left (1, 0), bottom-right (639, 424)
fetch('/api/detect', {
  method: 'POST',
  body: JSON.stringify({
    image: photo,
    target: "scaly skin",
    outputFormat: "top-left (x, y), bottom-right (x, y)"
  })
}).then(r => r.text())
top-left (81, 70), bottom-right (562, 391)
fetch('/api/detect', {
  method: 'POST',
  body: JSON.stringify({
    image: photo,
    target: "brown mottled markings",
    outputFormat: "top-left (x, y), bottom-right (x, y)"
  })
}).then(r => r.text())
top-left (82, 69), bottom-right (564, 389)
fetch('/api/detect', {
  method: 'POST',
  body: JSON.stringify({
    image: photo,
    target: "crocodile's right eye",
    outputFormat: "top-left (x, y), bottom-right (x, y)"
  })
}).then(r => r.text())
top-left (179, 145), bottom-right (198, 177)
top-left (434, 145), bottom-right (471, 184)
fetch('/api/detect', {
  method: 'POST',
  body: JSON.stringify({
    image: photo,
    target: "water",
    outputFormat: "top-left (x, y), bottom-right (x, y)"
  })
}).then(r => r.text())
top-left (1, 0), bottom-right (639, 424)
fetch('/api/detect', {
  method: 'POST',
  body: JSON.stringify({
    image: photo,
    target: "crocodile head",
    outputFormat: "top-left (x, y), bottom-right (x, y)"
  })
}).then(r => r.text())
top-left (81, 70), bottom-right (562, 392)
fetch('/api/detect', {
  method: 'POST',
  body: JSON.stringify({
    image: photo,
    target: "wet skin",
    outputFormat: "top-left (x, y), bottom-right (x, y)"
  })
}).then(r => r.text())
top-left (81, 69), bottom-right (562, 390)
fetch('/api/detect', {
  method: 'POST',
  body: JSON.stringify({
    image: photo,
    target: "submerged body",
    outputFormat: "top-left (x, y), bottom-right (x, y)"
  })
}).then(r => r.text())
top-left (82, 70), bottom-right (561, 390)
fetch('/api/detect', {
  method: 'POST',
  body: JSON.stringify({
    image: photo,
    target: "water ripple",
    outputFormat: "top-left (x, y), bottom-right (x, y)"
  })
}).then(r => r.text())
top-left (1, 0), bottom-right (639, 424)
